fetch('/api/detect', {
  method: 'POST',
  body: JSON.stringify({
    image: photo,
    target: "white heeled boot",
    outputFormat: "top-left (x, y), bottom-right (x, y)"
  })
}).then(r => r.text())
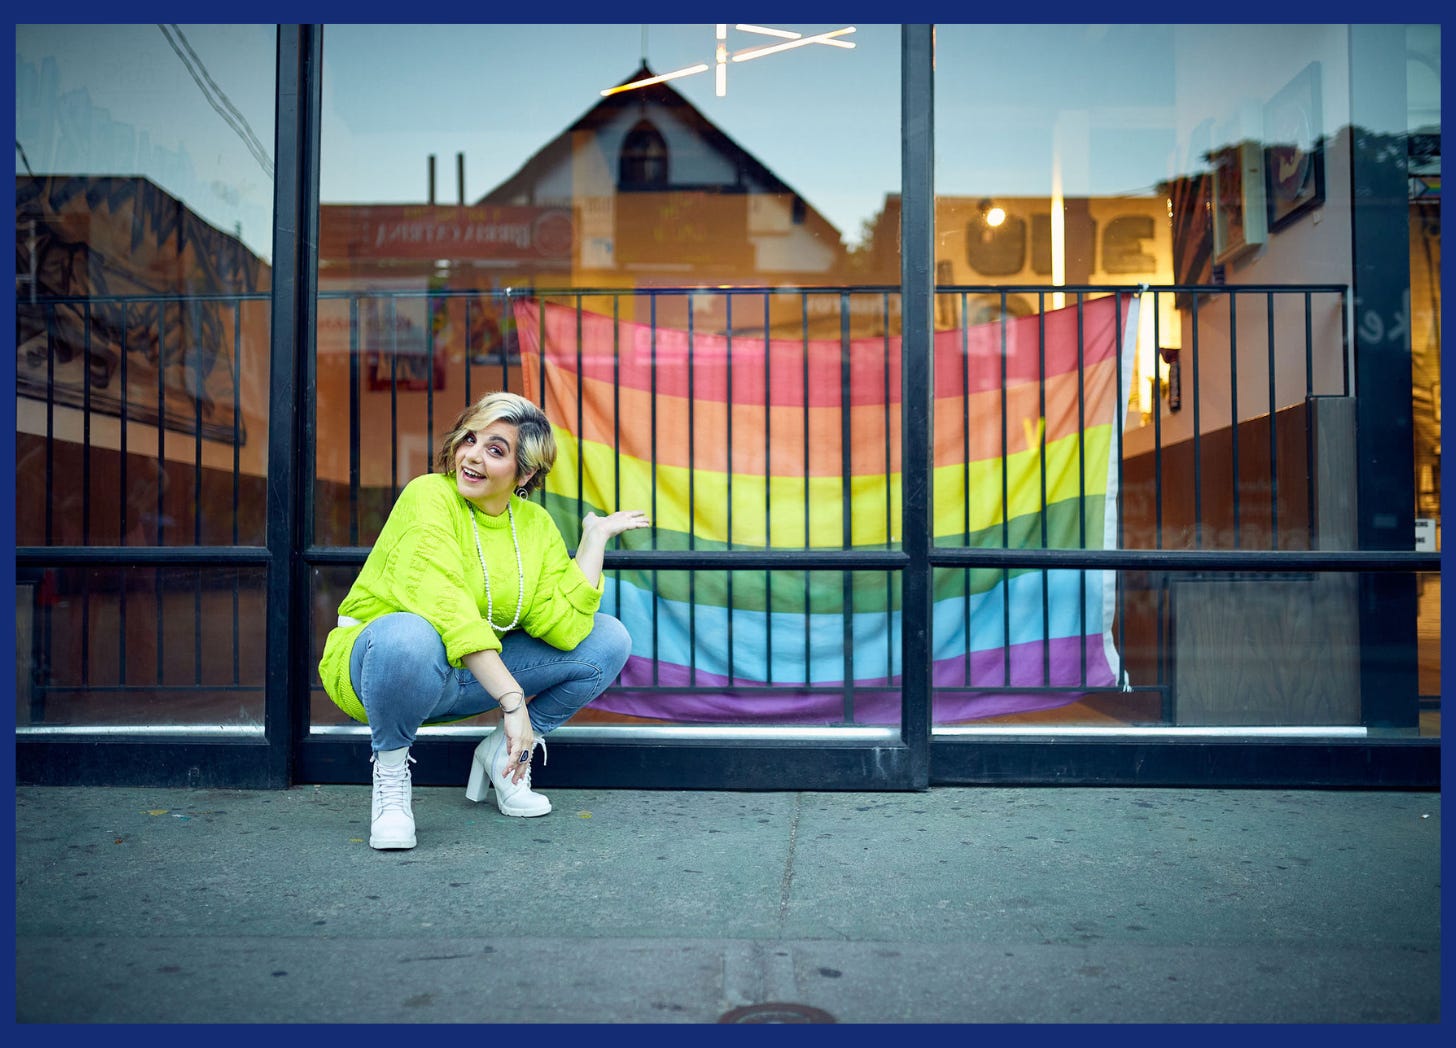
top-left (464, 727), bottom-right (551, 817)
top-left (370, 747), bottom-right (417, 849)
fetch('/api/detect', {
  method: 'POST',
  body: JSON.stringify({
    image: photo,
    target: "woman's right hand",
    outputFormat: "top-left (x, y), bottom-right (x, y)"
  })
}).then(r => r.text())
top-left (501, 704), bottom-right (534, 783)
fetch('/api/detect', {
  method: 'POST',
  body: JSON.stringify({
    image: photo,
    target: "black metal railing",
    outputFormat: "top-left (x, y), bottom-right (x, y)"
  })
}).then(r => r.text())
top-left (16, 283), bottom-right (1440, 735)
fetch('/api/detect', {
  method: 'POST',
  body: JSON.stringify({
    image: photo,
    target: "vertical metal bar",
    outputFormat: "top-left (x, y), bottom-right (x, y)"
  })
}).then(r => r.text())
top-left (193, 319), bottom-right (204, 546)
top-left (1350, 25), bottom-right (1418, 727)
top-left (1076, 291), bottom-right (1087, 683)
top-left (612, 294), bottom-right (623, 623)
top-left (119, 305), bottom-right (130, 683)
top-left (81, 303), bottom-right (92, 684)
top-left (348, 296), bottom-right (360, 546)
top-left (44, 304), bottom-right (55, 547)
top-left (119, 304), bottom-right (131, 544)
top-left (575, 294), bottom-right (585, 522)
top-left (899, 23), bottom-right (934, 782)
top-left (763, 292), bottom-right (773, 685)
top-left (81, 302), bottom-right (92, 547)
top-left (155, 308), bottom-right (166, 545)
top-left (1038, 291), bottom-right (1050, 685)
top-left (883, 292), bottom-right (894, 689)
top-left (687, 293), bottom-right (697, 685)
top-left (725, 293), bottom-right (735, 682)
top-left (155, 304), bottom-right (166, 684)
top-left (1304, 292), bottom-right (1316, 549)
top-left (801, 294), bottom-right (811, 682)
top-left (999, 290), bottom-right (1011, 687)
top-left (1152, 292), bottom-right (1164, 550)
top-left (840, 290), bottom-right (854, 723)
top-left (270, 22), bottom-right (322, 786)
top-left (463, 296), bottom-right (474, 404)
top-left (1191, 292), bottom-right (1203, 548)
top-left (649, 293), bottom-right (659, 687)
top-left (193, 308), bottom-right (205, 685)
top-left (1229, 292), bottom-right (1241, 547)
top-left (960, 289), bottom-right (971, 686)
top-left (425, 288), bottom-right (436, 469)
top-left (1266, 291), bottom-right (1279, 548)
top-left (388, 296), bottom-right (399, 494)
top-left (232, 303), bottom-right (242, 544)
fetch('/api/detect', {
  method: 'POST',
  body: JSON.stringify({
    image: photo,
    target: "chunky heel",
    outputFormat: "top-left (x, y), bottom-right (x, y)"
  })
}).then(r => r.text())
top-left (469, 726), bottom-right (551, 817)
top-left (464, 741), bottom-right (491, 803)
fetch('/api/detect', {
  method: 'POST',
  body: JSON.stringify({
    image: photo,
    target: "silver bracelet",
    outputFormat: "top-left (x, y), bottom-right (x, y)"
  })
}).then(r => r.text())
top-left (497, 690), bottom-right (524, 714)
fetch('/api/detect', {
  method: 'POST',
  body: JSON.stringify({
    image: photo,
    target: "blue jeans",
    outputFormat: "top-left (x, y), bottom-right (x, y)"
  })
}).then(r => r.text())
top-left (347, 611), bottom-right (631, 753)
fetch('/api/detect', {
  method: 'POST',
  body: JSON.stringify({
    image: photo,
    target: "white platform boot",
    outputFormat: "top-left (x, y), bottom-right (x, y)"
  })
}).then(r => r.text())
top-left (369, 747), bottom-right (417, 849)
top-left (464, 727), bottom-right (551, 817)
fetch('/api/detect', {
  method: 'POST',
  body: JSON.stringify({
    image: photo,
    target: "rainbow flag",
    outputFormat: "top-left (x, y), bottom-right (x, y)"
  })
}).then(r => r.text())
top-left (516, 293), bottom-right (1137, 724)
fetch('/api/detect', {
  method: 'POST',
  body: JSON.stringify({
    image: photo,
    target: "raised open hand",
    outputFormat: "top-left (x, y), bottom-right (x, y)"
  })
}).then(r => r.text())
top-left (582, 509), bottom-right (651, 542)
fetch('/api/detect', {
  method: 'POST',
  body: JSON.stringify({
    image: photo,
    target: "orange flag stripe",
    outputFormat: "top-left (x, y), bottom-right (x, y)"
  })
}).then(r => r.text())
top-left (540, 356), bottom-right (1117, 477)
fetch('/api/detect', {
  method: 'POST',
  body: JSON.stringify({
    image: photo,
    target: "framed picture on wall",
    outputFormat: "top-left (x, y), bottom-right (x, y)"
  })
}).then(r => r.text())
top-left (1264, 62), bottom-right (1326, 232)
top-left (1211, 140), bottom-right (1267, 266)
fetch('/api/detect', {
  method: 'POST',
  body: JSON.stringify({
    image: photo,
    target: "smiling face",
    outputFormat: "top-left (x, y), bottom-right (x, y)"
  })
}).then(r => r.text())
top-left (453, 420), bottom-right (529, 515)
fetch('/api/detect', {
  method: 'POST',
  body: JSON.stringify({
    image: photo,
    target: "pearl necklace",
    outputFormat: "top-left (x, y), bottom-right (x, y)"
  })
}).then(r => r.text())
top-left (471, 501), bottom-right (525, 633)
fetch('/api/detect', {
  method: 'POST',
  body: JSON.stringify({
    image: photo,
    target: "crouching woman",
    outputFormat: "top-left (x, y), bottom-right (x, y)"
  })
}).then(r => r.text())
top-left (317, 391), bottom-right (649, 850)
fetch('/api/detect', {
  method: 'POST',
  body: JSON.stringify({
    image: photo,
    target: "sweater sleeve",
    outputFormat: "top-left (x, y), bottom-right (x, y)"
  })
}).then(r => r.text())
top-left (519, 509), bottom-right (604, 650)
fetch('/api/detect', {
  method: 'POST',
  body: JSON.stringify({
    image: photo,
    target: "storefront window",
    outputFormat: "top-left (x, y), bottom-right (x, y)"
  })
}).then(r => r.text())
top-left (310, 24), bottom-right (904, 734)
top-left (15, 24), bottom-right (277, 734)
top-left (931, 24), bottom-right (1438, 736)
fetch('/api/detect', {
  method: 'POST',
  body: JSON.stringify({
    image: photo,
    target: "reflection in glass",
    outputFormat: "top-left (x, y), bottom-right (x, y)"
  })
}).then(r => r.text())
top-left (14, 25), bottom-right (277, 732)
top-left (16, 566), bottom-right (268, 734)
top-left (932, 25), bottom-right (1437, 735)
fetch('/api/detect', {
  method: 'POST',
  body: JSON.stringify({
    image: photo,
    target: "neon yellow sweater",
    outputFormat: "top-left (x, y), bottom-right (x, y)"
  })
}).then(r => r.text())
top-left (317, 472), bottom-right (604, 724)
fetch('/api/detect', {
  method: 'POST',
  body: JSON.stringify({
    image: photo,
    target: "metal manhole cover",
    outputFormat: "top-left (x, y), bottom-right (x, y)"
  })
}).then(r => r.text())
top-left (718, 1002), bottom-right (837, 1024)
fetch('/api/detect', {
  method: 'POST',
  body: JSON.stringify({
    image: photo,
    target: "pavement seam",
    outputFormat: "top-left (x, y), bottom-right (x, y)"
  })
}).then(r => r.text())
top-left (777, 791), bottom-right (802, 934)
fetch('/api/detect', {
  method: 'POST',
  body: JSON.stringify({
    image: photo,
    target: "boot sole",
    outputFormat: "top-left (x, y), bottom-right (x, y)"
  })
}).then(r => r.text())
top-left (369, 834), bottom-right (417, 849)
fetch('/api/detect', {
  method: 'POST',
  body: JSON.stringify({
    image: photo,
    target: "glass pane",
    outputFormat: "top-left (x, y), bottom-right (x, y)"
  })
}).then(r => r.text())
top-left (16, 566), bottom-right (268, 734)
top-left (312, 24), bottom-right (902, 732)
top-left (932, 25), bottom-right (1436, 737)
top-left (14, 25), bottom-right (277, 734)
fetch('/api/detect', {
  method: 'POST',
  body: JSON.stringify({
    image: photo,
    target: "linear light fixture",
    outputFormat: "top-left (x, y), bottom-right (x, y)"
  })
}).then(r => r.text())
top-left (601, 63), bottom-right (711, 97)
top-left (716, 24), bottom-right (727, 96)
top-left (602, 24), bottom-right (856, 97)
top-left (732, 26), bottom-right (856, 62)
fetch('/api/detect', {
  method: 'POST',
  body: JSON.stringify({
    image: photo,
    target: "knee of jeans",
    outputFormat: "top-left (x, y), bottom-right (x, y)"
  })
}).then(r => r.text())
top-left (369, 613), bottom-right (445, 671)
top-left (594, 614), bottom-right (633, 677)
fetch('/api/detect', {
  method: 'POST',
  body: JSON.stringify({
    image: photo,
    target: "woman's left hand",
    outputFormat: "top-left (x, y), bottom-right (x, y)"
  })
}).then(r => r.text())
top-left (582, 509), bottom-right (651, 541)
top-left (501, 705), bottom-right (534, 784)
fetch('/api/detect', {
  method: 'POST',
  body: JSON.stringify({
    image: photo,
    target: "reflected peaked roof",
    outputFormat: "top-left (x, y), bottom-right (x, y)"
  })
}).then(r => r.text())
top-left (479, 62), bottom-right (844, 245)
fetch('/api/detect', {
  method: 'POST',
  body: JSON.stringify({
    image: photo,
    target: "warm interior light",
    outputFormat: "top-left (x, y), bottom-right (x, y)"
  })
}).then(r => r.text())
top-left (601, 64), bottom-right (711, 97)
top-left (1050, 166), bottom-right (1066, 311)
top-left (985, 205), bottom-right (1006, 228)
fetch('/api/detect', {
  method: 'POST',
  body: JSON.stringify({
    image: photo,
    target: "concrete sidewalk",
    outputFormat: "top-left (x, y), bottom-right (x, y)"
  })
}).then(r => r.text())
top-left (13, 783), bottom-right (1442, 1024)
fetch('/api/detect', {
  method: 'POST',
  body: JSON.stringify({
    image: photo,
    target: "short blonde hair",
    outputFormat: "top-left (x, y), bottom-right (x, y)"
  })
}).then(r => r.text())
top-left (435, 391), bottom-right (556, 496)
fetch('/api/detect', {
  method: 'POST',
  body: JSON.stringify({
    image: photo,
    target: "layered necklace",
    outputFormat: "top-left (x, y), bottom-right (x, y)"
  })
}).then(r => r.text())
top-left (470, 501), bottom-right (525, 633)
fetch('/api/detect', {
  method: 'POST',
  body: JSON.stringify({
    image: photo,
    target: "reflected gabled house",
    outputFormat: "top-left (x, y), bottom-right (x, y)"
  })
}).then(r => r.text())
top-left (483, 62), bottom-right (848, 288)
top-left (315, 62), bottom-right (853, 359)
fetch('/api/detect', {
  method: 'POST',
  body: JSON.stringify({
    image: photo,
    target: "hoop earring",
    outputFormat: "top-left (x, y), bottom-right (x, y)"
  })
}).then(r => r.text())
top-left (514, 485), bottom-right (530, 499)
